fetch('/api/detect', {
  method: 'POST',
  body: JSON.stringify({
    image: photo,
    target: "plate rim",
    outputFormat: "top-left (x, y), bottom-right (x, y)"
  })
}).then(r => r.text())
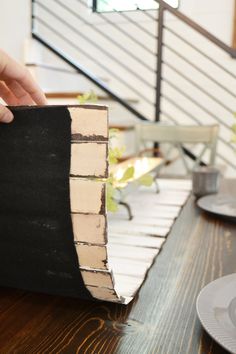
top-left (197, 193), bottom-right (236, 220)
top-left (196, 273), bottom-right (236, 354)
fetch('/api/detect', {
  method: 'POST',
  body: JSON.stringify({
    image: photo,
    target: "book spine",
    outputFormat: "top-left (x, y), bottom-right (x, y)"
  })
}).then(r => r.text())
top-left (68, 106), bottom-right (121, 303)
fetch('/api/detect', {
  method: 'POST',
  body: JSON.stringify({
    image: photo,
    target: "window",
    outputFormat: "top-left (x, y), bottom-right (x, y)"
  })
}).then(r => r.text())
top-left (93, 0), bottom-right (179, 13)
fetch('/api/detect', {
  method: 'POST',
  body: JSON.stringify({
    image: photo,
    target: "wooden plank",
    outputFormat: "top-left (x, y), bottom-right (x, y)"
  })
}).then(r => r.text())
top-left (80, 269), bottom-right (114, 288)
top-left (114, 274), bottom-right (145, 298)
top-left (109, 257), bottom-right (150, 269)
top-left (129, 191), bottom-right (189, 206)
top-left (76, 244), bottom-right (108, 270)
top-left (45, 92), bottom-right (111, 100)
top-left (107, 244), bottom-right (158, 262)
top-left (109, 205), bottom-right (181, 219)
top-left (108, 223), bottom-right (170, 237)
top-left (44, 92), bottom-right (138, 103)
top-left (70, 142), bottom-right (108, 178)
top-left (71, 214), bottom-right (107, 244)
top-left (109, 259), bottom-right (150, 278)
top-left (69, 107), bottom-right (108, 141)
top-left (109, 208), bottom-right (179, 220)
top-left (70, 179), bottom-right (105, 214)
top-left (108, 216), bottom-right (174, 228)
top-left (109, 234), bottom-right (165, 248)
top-left (86, 286), bottom-right (120, 302)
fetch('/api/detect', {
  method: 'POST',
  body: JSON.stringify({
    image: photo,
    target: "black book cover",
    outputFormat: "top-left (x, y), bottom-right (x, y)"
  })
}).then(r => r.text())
top-left (0, 106), bottom-right (92, 300)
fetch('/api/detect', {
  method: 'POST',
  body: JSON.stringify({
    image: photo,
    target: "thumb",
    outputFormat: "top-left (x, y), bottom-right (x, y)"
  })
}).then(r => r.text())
top-left (0, 105), bottom-right (14, 123)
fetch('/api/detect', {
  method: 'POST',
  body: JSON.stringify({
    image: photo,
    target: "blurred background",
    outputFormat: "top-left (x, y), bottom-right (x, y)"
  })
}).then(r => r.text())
top-left (1, 0), bottom-right (236, 176)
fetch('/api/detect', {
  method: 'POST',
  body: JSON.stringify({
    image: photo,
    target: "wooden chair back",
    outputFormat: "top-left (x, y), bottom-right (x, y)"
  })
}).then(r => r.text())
top-left (135, 123), bottom-right (219, 174)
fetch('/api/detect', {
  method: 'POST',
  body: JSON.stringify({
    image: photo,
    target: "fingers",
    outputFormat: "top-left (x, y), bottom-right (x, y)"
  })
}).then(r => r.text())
top-left (17, 70), bottom-right (47, 105)
top-left (0, 81), bottom-right (19, 105)
top-left (0, 50), bottom-right (47, 124)
top-left (0, 49), bottom-right (47, 105)
top-left (0, 104), bottom-right (13, 123)
top-left (5, 80), bottom-right (35, 105)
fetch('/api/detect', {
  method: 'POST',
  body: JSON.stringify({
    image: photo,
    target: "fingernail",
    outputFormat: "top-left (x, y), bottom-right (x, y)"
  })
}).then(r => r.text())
top-left (1, 113), bottom-right (13, 123)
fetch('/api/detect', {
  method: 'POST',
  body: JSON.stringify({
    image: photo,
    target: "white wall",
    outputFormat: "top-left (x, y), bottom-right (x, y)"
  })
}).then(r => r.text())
top-left (0, 0), bottom-right (31, 61)
top-left (0, 0), bottom-right (234, 64)
top-left (180, 0), bottom-right (234, 45)
top-left (34, 0), bottom-right (235, 98)
top-left (33, 0), bottom-right (235, 119)
top-left (0, 0), bottom-right (233, 70)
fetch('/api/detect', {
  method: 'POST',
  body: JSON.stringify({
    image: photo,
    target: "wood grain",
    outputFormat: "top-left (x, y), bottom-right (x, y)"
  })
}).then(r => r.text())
top-left (0, 179), bottom-right (235, 353)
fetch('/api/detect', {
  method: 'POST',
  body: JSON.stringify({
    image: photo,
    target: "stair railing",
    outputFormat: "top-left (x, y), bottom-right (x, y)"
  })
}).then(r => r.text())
top-left (31, 0), bottom-right (236, 171)
top-left (155, 0), bottom-right (236, 170)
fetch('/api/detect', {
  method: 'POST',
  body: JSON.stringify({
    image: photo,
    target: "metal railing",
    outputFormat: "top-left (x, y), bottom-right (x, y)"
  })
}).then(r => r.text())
top-left (31, 0), bottom-right (236, 172)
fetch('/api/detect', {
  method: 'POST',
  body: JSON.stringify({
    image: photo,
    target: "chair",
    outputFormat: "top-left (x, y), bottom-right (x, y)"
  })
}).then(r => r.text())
top-left (135, 123), bottom-right (219, 175)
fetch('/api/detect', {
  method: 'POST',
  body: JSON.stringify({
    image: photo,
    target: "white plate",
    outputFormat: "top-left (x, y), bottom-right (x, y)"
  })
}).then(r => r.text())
top-left (197, 194), bottom-right (236, 221)
top-left (196, 273), bottom-right (236, 354)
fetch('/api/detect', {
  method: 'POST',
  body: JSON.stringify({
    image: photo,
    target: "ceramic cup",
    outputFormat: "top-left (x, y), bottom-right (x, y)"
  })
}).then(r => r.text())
top-left (192, 166), bottom-right (220, 198)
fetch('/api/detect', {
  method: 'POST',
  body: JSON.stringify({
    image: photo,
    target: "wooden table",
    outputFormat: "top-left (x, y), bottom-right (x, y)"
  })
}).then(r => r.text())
top-left (0, 179), bottom-right (235, 353)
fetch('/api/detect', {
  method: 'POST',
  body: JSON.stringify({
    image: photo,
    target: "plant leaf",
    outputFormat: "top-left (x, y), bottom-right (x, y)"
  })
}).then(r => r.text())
top-left (231, 135), bottom-right (236, 143)
top-left (119, 166), bottom-right (135, 183)
top-left (232, 124), bottom-right (236, 133)
top-left (109, 128), bottom-right (119, 139)
top-left (77, 91), bottom-right (98, 104)
top-left (138, 174), bottom-right (154, 186)
top-left (107, 197), bottom-right (119, 212)
top-left (89, 90), bottom-right (98, 102)
top-left (106, 183), bottom-right (118, 212)
top-left (108, 147), bottom-right (125, 165)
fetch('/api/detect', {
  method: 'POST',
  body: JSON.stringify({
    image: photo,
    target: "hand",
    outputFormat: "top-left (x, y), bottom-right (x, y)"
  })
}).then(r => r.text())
top-left (0, 49), bottom-right (47, 123)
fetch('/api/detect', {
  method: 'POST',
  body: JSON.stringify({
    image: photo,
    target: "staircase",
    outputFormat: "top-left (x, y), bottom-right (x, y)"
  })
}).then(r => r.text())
top-left (30, 0), bottom-right (236, 175)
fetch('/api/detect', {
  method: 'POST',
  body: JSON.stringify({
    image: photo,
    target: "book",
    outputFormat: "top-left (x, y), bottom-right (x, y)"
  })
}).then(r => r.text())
top-left (0, 104), bottom-right (160, 304)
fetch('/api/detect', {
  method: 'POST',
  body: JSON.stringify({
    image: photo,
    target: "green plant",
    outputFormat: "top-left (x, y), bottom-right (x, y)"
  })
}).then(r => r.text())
top-left (232, 113), bottom-right (236, 144)
top-left (107, 129), bottom-right (153, 212)
top-left (77, 90), bottom-right (98, 104)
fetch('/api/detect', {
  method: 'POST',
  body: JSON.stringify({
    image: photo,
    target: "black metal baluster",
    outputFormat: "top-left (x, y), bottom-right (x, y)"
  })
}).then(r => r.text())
top-left (155, 0), bottom-right (164, 122)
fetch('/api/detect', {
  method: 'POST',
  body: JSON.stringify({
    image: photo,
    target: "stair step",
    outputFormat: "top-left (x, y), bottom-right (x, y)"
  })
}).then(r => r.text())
top-left (109, 124), bottom-right (135, 131)
top-left (45, 91), bottom-right (139, 104)
top-left (45, 91), bottom-right (109, 100)
top-left (26, 62), bottom-right (112, 81)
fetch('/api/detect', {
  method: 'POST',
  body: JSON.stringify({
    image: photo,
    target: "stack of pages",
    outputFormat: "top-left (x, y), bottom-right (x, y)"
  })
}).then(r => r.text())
top-left (104, 179), bottom-right (191, 303)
